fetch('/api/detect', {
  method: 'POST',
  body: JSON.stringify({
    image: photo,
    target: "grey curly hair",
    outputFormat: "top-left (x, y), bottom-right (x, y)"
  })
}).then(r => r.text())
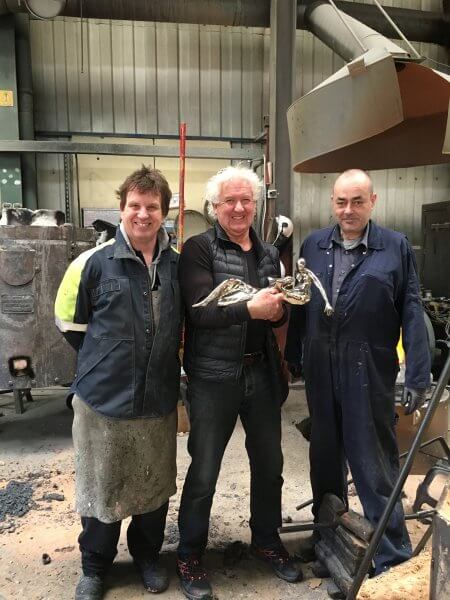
top-left (205, 165), bottom-right (263, 220)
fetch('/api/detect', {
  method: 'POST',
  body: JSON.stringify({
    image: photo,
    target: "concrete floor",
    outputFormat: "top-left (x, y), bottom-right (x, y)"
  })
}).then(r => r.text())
top-left (0, 385), bottom-right (330, 600)
top-left (0, 383), bottom-right (448, 600)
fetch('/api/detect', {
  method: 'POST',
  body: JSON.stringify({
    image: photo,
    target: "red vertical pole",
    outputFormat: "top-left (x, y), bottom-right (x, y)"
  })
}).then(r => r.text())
top-left (177, 122), bottom-right (187, 251)
top-left (177, 123), bottom-right (188, 431)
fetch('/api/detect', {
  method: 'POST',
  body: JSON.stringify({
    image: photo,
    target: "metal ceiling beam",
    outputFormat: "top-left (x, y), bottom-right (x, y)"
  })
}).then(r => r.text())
top-left (0, 140), bottom-right (260, 160)
top-left (269, 0), bottom-right (297, 218)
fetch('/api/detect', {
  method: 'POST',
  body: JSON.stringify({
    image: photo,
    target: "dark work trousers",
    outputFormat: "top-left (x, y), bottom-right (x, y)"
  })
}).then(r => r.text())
top-left (306, 342), bottom-right (412, 575)
top-left (177, 359), bottom-right (284, 558)
top-left (79, 500), bottom-right (169, 577)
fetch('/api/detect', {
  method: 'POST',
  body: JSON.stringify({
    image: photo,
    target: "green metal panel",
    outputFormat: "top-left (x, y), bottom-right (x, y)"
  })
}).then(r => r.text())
top-left (0, 158), bottom-right (21, 205)
top-left (0, 15), bottom-right (21, 205)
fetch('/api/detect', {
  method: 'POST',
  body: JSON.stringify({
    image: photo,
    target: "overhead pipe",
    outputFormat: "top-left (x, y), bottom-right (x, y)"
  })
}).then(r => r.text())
top-left (302, 2), bottom-right (449, 47)
top-left (0, 0), bottom-right (66, 19)
top-left (0, 0), bottom-right (448, 46)
top-left (300, 2), bottom-right (411, 63)
top-left (63, 0), bottom-right (269, 26)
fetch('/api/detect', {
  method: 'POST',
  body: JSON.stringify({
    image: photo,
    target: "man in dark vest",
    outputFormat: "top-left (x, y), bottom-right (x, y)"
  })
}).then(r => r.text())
top-left (176, 166), bottom-right (303, 600)
top-left (55, 166), bottom-right (182, 599)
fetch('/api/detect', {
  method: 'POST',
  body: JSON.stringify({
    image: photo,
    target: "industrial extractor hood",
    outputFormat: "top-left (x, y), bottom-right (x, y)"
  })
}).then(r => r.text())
top-left (287, 2), bottom-right (450, 172)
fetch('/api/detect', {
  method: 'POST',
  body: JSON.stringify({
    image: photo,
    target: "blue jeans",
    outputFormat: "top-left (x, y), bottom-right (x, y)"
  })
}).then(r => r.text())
top-left (178, 359), bottom-right (284, 557)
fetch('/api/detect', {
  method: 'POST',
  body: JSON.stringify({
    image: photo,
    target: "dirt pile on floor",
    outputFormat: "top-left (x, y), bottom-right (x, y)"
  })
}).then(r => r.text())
top-left (0, 480), bottom-right (35, 532)
top-left (357, 550), bottom-right (431, 600)
top-left (0, 470), bottom-right (67, 535)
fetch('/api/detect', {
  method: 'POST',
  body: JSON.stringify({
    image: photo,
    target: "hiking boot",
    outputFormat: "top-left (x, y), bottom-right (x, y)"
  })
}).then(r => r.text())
top-left (295, 534), bottom-right (318, 563)
top-left (311, 560), bottom-right (330, 578)
top-left (251, 543), bottom-right (303, 583)
top-left (177, 556), bottom-right (213, 600)
top-left (135, 558), bottom-right (169, 593)
top-left (74, 574), bottom-right (103, 600)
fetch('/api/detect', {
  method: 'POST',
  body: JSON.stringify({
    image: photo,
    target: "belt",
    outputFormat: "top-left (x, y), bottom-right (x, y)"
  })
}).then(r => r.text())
top-left (242, 351), bottom-right (266, 366)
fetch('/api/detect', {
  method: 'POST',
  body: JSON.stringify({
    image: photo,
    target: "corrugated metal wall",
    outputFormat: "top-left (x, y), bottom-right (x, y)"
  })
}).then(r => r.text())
top-left (30, 19), bottom-right (269, 137)
top-left (29, 2), bottom-right (449, 245)
top-left (30, 18), bottom-right (270, 215)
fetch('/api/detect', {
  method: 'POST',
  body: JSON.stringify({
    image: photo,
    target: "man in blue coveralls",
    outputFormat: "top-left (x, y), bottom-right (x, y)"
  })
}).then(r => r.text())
top-left (285, 169), bottom-right (430, 574)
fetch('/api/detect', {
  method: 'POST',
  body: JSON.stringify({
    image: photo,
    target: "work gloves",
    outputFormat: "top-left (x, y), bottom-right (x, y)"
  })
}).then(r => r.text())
top-left (401, 386), bottom-right (427, 415)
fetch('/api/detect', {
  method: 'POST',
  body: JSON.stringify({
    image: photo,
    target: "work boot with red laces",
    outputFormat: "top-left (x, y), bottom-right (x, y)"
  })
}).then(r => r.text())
top-left (251, 543), bottom-right (303, 582)
top-left (176, 556), bottom-right (213, 600)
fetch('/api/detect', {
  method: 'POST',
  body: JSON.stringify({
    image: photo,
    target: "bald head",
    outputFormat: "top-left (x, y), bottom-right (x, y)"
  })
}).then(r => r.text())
top-left (331, 169), bottom-right (377, 240)
top-left (333, 169), bottom-right (373, 196)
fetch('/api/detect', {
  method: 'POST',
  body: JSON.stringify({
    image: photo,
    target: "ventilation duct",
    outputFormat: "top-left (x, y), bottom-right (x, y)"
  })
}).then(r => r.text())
top-left (0, 1), bottom-right (448, 45)
top-left (0, 0), bottom-right (66, 19)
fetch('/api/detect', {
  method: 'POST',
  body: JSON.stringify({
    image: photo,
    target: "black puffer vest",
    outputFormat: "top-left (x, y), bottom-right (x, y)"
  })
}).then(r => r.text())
top-left (184, 224), bottom-right (288, 403)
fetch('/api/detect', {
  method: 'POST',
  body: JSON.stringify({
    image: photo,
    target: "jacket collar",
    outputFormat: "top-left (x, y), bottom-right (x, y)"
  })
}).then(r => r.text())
top-left (317, 220), bottom-right (384, 251)
top-left (214, 222), bottom-right (266, 262)
top-left (109, 225), bottom-right (170, 260)
top-left (331, 222), bottom-right (370, 250)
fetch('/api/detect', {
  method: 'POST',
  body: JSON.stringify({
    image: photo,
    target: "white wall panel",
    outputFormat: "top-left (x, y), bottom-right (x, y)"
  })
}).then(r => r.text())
top-left (66, 19), bottom-right (92, 132)
top-left (111, 21), bottom-right (136, 134)
top-left (53, 19), bottom-right (70, 132)
top-left (221, 27), bottom-right (243, 138)
top-left (134, 22), bottom-right (158, 135)
top-left (156, 23), bottom-right (180, 135)
top-left (36, 153), bottom-right (66, 212)
top-left (88, 21), bottom-right (114, 132)
top-left (199, 26), bottom-right (221, 137)
top-left (179, 24), bottom-right (201, 134)
top-left (242, 30), bottom-right (265, 138)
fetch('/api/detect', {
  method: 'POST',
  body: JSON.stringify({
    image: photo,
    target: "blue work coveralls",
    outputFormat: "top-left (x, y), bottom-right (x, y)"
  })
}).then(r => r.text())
top-left (285, 221), bottom-right (430, 573)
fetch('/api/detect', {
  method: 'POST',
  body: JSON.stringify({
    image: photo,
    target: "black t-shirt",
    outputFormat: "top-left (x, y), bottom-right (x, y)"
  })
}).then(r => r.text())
top-left (242, 249), bottom-right (266, 353)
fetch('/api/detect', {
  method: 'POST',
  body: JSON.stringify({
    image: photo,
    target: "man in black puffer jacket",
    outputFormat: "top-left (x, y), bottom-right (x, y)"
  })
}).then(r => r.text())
top-left (176, 166), bottom-right (302, 600)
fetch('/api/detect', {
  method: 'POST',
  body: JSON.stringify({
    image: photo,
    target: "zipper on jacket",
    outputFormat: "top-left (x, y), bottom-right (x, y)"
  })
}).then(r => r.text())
top-left (237, 251), bottom-right (250, 380)
top-left (145, 267), bottom-right (155, 345)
